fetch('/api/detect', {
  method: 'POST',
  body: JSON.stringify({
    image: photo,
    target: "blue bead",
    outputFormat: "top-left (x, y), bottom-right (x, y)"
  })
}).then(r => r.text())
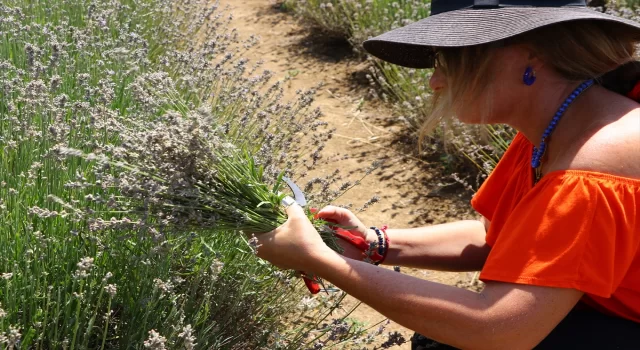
top-left (532, 79), bottom-right (594, 176)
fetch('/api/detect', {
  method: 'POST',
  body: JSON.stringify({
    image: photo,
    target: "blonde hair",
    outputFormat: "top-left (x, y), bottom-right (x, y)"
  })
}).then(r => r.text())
top-left (420, 20), bottom-right (640, 144)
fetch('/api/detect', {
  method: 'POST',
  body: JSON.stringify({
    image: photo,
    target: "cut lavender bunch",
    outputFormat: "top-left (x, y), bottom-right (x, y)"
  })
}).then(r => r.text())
top-left (54, 109), bottom-right (344, 254)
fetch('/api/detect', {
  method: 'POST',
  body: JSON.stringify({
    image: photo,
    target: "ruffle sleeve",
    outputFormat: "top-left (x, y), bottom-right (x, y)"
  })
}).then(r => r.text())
top-left (479, 172), bottom-right (640, 298)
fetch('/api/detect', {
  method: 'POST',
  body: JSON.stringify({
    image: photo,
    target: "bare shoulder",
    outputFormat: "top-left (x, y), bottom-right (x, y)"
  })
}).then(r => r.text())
top-left (569, 107), bottom-right (640, 179)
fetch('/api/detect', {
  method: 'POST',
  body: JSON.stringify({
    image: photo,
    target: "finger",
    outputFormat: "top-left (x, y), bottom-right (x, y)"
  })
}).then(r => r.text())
top-left (316, 205), bottom-right (351, 222)
top-left (284, 199), bottom-right (306, 218)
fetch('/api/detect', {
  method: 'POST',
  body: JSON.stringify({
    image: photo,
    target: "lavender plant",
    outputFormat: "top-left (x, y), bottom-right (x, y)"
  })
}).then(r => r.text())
top-left (0, 0), bottom-right (375, 348)
top-left (606, 0), bottom-right (640, 19)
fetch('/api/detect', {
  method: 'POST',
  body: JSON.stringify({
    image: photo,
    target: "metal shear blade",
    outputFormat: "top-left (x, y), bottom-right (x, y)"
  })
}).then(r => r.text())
top-left (282, 177), bottom-right (307, 207)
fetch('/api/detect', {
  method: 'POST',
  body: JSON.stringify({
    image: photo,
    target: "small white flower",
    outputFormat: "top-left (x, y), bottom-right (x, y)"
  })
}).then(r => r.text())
top-left (104, 284), bottom-right (117, 298)
top-left (153, 278), bottom-right (173, 296)
top-left (143, 330), bottom-right (167, 350)
top-left (5, 325), bottom-right (21, 349)
top-left (178, 325), bottom-right (197, 350)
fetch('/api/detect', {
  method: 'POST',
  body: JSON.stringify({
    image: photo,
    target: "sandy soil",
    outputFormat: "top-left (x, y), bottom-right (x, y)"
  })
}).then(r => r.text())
top-left (216, 1), bottom-right (481, 348)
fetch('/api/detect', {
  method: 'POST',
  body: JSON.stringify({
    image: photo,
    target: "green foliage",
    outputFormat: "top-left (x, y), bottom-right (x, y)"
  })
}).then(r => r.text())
top-left (624, 0), bottom-right (640, 9)
top-left (0, 0), bottom-right (373, 348)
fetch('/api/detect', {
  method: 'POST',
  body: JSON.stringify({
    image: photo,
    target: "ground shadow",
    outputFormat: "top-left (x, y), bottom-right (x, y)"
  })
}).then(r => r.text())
top-left (256, 1), bottom-right (356, 63)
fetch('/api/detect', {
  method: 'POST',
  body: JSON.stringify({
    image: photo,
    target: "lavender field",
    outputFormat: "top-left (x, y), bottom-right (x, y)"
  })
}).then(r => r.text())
top-left (0, 0), bottom-right (382, 348)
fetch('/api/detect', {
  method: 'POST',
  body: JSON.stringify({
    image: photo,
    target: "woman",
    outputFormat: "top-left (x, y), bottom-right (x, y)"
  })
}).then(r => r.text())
top-left (256, 1), bottom-right (640, 349)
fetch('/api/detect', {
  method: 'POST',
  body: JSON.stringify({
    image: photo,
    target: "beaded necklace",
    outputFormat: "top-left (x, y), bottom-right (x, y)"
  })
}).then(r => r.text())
top-left (532, 79), bottom-right (595, 184)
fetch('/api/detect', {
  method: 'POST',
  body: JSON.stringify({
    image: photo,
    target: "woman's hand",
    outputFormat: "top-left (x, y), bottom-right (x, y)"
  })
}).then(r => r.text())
top-left (315, 206), bottom-right (377, 262)
top-left (255, 203), bottom-right (335, 272)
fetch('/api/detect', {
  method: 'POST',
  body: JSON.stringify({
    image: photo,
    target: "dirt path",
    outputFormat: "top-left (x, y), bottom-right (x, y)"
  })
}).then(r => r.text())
top-left (218, 1), bottom-right (479, 347)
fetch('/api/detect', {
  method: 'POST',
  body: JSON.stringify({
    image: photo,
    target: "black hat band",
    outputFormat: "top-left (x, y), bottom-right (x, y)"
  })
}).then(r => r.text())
top-left (432, 0), bottom-right (587, 15)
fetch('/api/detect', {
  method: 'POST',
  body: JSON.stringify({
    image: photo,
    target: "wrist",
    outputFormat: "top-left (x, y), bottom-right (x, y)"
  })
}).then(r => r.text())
top-left (365, 228), bottom-right (378, 244)
top-left (306, 245), bottom-right (342, 272)
top-left (369, 225), bottom-right (389, 265)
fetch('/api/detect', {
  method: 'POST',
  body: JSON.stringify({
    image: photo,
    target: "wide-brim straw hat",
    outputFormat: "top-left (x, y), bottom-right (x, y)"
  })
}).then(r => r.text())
top-left (363, 0), bottom-right (640, 69)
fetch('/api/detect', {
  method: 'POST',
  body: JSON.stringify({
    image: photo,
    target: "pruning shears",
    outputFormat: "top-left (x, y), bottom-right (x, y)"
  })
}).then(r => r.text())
top-left (281, 177), bottom-right (325, 294)
top-left (281, 177), bottom-right (384, 294)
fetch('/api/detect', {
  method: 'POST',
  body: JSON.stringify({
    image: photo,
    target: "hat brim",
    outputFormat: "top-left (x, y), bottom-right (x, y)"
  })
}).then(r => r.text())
top-left (363, 7), bottom-right (640, 69)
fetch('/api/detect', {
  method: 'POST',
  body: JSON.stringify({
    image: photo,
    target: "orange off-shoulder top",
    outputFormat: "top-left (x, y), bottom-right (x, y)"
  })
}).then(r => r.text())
top-left (472, 132), bottom-right (640, 323)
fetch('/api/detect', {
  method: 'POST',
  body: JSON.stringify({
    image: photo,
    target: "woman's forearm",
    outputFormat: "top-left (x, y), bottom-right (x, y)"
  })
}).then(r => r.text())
top-left (382, 220), bottom-right (491, 271)
top-left (308, 252), bottom-right (517, 350)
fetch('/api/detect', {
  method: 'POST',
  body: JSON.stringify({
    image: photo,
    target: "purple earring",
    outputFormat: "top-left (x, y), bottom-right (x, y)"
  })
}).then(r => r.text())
top-left (523, 66), bottom-right (536, 86)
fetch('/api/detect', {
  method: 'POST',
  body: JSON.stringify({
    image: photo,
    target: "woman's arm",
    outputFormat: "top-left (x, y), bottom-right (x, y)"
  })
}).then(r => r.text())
top-left (258, 205), bottom-right (582, 350)
top-left (316, 206), bottom-right (491, 272)
top-left (383, 219), bottom-right (491, 271)
top-left (312, 253), bottom-right (583, 350)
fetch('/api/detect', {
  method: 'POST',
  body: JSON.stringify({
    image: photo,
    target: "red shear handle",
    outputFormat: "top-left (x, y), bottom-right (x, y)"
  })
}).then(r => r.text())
top-left (302, 277), bottom-right (320, 294)
top-left (301, 274), bottom-right (321, 294)
top-left (299, 227), bottom-right (388, 294)
top-left (628, 80), bottom-right (640, 102)
top-left (333, 227), bottom-right (385, 263)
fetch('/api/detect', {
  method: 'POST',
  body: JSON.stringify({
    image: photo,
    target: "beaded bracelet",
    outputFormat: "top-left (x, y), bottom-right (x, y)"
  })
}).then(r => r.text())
top-left (370, 225), bottom-right (390, 266)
